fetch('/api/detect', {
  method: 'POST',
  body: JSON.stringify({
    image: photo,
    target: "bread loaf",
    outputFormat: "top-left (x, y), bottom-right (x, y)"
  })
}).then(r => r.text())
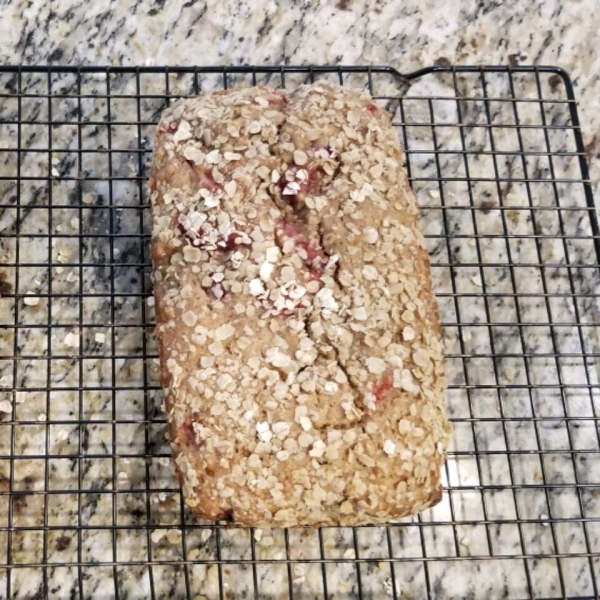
top-left (149, 82), bottom-right (451, 526)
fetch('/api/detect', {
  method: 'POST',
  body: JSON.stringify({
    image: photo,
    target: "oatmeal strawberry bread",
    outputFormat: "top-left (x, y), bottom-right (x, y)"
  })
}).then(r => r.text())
top-left (149, 81), bottom-right (452, 526)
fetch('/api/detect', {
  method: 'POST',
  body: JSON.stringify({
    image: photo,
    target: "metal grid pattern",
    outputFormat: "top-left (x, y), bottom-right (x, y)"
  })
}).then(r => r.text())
top-left (0, 65), bottom-right (598, 599)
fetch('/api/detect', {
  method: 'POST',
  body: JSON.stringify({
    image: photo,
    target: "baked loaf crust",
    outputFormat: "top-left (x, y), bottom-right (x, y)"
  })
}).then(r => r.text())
top-left (149, 82), bottom-right (451, 526)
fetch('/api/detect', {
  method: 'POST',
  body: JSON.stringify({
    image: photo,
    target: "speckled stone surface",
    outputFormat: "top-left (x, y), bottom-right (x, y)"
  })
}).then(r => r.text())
top-left (0, 2), bottom-right (599, 598)
top-left (1, 0), bottom-right (598, 196)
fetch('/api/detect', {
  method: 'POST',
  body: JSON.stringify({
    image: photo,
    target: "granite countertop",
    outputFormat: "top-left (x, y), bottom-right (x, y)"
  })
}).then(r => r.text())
top-left (0, 2), bottom-right (598, 599)
top-left (2, 0), bottom-right (598, 195)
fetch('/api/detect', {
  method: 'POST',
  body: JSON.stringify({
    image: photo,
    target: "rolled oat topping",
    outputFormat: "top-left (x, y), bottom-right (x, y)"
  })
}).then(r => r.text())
top-left (150, 82), bottom-right (451, 527)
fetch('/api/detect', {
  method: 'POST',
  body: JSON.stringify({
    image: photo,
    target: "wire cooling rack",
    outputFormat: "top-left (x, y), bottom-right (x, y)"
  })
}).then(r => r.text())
top-left (0, 64), bottom-right (598, 599)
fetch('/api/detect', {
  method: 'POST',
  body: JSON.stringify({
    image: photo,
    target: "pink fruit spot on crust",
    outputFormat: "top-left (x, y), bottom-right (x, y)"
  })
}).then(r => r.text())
top-left (308, 267), bottom-right (322, 281)
top-left (268, 301), bottom-right (311, 318)
top-left (158, 120), bottom-right (179, 134)
top-left (299, 165), bottom-right (322, 194)
top-left (180, 419), bottom-right (197, 446)
top-left (222, 232), bottom-right (249, 251)
top-left (278, 221), bottom-right (328, 274)
top-left (303, 244), bottom-right (325, 264)
top-left (281, 221), bottom-right (303, 238)
top-left (373, 375), bottom-right (393, 402)
top-left (306, 165), bottom-right (322, 187)
top-left (271, 90), bottom-right (289, 104)
top-left (198, 170), bottom-right (224, 193)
